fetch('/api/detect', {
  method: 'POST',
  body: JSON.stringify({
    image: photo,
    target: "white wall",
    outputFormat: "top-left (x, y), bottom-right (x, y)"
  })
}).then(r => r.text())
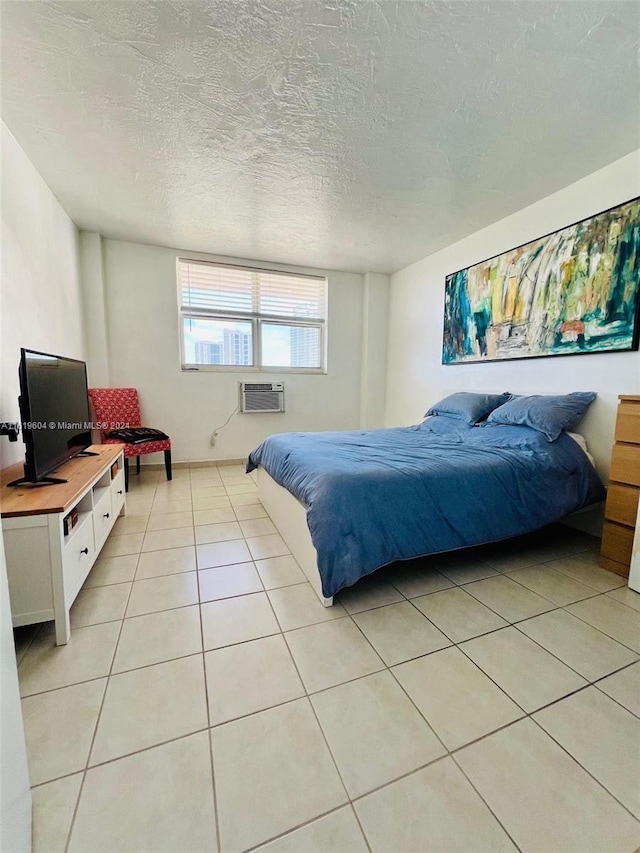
top-left (385, 151), bottom-right (640, 480)
top-left (1, 123), bottom-right (85, 470)
top-left (0, 124), bottom-right (85, 852)
top-left (0, 532), bottom-right (31, 852)
top-left (95, 239), bottom-right (367, 462)
top-left (360, 273), bottom-right (390, 429)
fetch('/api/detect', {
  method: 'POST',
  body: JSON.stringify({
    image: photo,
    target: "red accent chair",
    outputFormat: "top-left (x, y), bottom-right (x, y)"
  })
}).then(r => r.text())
top-left (88, 388), bottom-right (172, 491)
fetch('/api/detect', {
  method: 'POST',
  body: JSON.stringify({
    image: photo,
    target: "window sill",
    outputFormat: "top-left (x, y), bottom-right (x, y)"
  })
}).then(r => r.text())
top-left (181, 365), bottom-right (327, 375)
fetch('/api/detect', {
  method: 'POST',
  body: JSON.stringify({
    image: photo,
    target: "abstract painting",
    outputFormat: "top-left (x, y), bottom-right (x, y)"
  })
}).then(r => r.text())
top-left (443, 197), bottom-right (640, 364)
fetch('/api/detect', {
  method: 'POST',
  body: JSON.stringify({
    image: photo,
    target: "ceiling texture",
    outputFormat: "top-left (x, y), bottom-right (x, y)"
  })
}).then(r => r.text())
top-left (1, 0), bottom-right (639, 274)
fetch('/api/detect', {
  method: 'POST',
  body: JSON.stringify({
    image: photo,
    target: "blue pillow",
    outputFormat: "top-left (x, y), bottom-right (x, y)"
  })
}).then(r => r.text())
top-left (425, 392), bottom-right (512, 425)
top-left (485, 392), bottom-right (597, 441)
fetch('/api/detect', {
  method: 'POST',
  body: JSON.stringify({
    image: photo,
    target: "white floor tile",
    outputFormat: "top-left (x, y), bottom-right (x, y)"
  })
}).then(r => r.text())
top-left (233, 502), bottom-right (268, 520)
top-left (246, 533), bottom-right (290, 560)
top-left (506, 563), bottom-right (599, 606)
top-left (456, 718), bottom-right (640, 852)
top-left (254, 807), bottom-right (368, 853)
top-left (125, 572), bottom-right (199, 617)
top-left (311, 670), bottom-right (445, 797)
top-left (32, 774), bottom-right (83, 853)
top-left (546, 553), bottom-right (627, 592)
top-left (389, 563), bottom-right (454, 598)
top-left (205, 634), bottom-right (304, 725)
top-left (461, 627), bottom-right (587, 712)
top-left (193, 506), bottom-right (236, 525)
top-left (135, 545), bottom-right (196, 579)
top-left (607, 586), bottom-right (640, 612)
top-left (91, 655), bottom-right (208, 764)
top-left (517, 608), bottom-right (638, 681)
top-left (141, 526), bottom-right (195, 552)
top-left (238, 517), bottom-right (277, 538)
top-left (212, 699), bottom-right (347, 853)
top-left (199, 562), bottom-right (263, 601)
top-left (100, 532), bottom-right (143, 558)
top-left (23, 679), bottom-right (106, 784)
top-left (69, 732), bottom-right (217, 853)
top-left (534, 687), bottom-right (640, 818)
top-left (70, 583), bottom-right (131, 628)
top-left (255, 555), bottom-right (306, 589)
top-left (355, 756), bottom-right (517, 853)
top-left (83, 554), bottom-right (138, 588)
top-left (393, 646), bottom-right (523, 750)
top-left (567, 595), bottom-right (640, 652)
top-left (112, 605), bottom-right (202, 672)
top-left (413, 586), bottom-right (507, 643)
top-left (21, 507), bottom-right (636, 853)
top-left (18, 622), bottom-right (120, 696)
top-left (596, 662), bottom-right (640, 717)
top-left (268, 583), bottom-right (346, 631)
top-left (353, 600), bottom-right (451, 665)
top-left (285, 618), bottom-right (384, 693)
top-left (337, 575), bottom-right (404, 614)
top-left (464, 574), bottom-right (555, 622)
top-left (201, 592), bottom-right (279, 650)
top-left (196, 538), bottom-right (251, 569)
top-left (432, 553), bottom-right (498, 585)
top-left (145, 510), bottom-right (193, 531)
top-left (195, 520), bottom-right (243, 545)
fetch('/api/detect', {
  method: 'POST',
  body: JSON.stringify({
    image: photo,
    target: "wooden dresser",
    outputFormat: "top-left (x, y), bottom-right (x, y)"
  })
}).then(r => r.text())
top-left (600, 395), bottom-right (640, 577)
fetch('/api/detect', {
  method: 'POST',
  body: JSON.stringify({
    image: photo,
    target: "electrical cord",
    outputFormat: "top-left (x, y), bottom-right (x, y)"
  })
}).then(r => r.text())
top-left (210, 404), bottom-right (239, 445)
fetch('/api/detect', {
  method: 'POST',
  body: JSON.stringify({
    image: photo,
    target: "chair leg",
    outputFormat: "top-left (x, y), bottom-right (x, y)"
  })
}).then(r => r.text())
top-left (136, 455), bottom-right (141, 475)
top-left (164, 449), bottom-right (172, 481)
top-left (124, 457), bottom-right (130, 492)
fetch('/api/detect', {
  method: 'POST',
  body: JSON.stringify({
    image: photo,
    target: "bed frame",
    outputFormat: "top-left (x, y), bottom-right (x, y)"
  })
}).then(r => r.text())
top-left (257, 467), bottom-right (333, 606)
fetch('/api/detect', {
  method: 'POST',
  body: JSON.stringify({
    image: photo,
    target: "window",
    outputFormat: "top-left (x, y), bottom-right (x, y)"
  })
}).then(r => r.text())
top-left (178, 259), bottom-right (327, 371)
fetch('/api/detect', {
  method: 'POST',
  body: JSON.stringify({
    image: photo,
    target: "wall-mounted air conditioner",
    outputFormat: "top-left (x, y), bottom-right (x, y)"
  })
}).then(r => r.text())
top-left (240, 382), bottom-right (285, 413)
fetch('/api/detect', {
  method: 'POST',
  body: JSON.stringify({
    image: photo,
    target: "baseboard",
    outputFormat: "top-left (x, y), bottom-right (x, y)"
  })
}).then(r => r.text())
top-left (138, 458), bottom-right (247, 471)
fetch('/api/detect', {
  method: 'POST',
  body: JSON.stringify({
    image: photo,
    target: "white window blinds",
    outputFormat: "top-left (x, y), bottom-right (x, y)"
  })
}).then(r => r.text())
top-left (178, 260), bottom-right (327, 323)
top-left (178, 259), bottom-right (328, 371)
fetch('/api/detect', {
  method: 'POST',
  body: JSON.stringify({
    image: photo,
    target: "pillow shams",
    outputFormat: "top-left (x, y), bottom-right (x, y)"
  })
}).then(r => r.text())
top-left (425, 391), bottom-right (511, 425)
top-left (485, 392), bottom-right (596, 441)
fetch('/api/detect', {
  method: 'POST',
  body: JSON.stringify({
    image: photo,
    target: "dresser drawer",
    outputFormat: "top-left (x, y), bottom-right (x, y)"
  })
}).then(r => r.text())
top-left (610, 443), bottom-right (640, 487)
top-left (111, 469), bottom-right (125, 517)
top-left (605, 483), bottom-right (640, 527)
top-left (62, 517), bottom-right (95, 604)
top-left (600, 520), bottom-right (634, 568)
top-left (93, 488), bottom-right (113, 547)
top-left (615, 401), bottom-right (640, 444)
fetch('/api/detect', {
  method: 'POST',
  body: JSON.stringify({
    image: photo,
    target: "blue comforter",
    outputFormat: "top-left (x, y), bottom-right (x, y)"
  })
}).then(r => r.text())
top-left (247, 418), bottom-right (604, 598)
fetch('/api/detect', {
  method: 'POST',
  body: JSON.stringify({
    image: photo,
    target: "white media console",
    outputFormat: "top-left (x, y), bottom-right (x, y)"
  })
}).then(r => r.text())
top-left (1, 445), bottom-right (126, 644)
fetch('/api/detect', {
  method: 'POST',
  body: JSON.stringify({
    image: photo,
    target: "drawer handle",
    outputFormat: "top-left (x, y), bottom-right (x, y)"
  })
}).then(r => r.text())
top-left (117, 490), bottom-right (123, 495)
top-left (103, 512), bottom-right (110, 519)
top-left (80, 547), bottom-right (89, 555)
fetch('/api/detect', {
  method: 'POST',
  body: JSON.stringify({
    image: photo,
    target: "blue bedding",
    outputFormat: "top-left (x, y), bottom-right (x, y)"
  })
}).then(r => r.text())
top-left (247, 418), bottom-right (605, 598)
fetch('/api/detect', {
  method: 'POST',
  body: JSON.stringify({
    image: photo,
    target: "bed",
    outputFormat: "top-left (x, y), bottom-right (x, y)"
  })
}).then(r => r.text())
top-left (247, 393), bottom-right (605, 606)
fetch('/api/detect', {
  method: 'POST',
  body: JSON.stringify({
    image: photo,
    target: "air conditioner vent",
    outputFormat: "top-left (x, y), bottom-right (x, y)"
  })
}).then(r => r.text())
top-left (240, 382), bottom-right (285, 413)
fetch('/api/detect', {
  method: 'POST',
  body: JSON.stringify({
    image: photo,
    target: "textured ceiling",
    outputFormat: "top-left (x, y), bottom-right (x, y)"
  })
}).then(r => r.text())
top-left (1, 0), bottom-right (639, 274)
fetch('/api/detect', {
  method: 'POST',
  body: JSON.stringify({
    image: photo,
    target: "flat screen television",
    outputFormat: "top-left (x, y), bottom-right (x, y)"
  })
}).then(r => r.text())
top-left (16, 348), bottom-right (92, 484)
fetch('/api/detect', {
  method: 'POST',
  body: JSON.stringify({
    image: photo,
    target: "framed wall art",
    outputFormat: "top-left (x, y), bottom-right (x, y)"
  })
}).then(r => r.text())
top-left (442, 197), bottom-right (640, 364)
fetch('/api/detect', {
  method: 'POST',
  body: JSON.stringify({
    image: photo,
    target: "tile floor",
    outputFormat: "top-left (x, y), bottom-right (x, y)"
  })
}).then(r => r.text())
top-left (13, 464), bottom-right (640, 853)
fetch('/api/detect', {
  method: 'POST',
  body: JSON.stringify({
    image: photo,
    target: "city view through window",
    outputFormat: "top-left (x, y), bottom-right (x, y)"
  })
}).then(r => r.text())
top-left (183, 318), bottom-right (322, 368)
top-left (179, 260), bottom-right (326, 370)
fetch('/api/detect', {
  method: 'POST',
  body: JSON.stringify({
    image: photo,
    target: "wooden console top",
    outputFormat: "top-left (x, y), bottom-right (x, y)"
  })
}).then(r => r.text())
top-left (0, 444), bottom-right (124, 518)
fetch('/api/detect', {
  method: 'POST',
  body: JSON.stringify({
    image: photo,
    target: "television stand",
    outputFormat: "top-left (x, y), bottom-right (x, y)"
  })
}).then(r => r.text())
top-left (6, 476), bottom-right (68, 487)
top-left (1, 444), bottom-right (126, 644)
